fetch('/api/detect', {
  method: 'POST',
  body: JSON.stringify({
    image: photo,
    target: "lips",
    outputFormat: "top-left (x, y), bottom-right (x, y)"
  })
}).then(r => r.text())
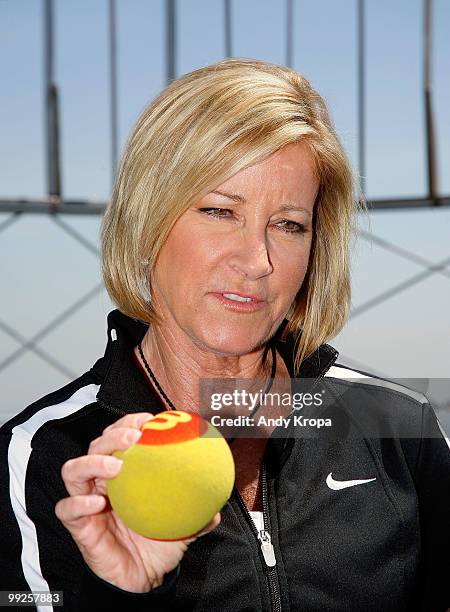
top-left (216, 291), bottom-right (265, 302)
top-left (209, 291), bottom-right (268, 313)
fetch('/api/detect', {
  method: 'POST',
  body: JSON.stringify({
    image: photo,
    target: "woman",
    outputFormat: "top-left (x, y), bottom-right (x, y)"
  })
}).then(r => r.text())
top-left (1, 58), bottom-right (449, 611)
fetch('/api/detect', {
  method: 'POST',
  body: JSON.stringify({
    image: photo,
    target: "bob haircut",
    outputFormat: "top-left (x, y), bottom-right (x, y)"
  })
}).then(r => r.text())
top-left (101, 57), bottom-right (363, 375)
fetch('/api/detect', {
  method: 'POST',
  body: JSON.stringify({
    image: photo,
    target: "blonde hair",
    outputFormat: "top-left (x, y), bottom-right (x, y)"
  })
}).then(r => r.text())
top-left (101, 58), bottom-right (364, 375)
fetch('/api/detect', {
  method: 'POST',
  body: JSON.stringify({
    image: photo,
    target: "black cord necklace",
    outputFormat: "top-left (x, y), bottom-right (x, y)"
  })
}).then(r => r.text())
top-left (137, 342), bottom-right (178, 411)
top-left (137, 340), bottom-right (277, 443)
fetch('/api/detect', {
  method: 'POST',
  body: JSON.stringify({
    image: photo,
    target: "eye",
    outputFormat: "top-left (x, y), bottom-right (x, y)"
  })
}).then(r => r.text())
top-left (198, 207), bottom-right (233, 218)
top-left (275, 220), bottom-right (308, 234)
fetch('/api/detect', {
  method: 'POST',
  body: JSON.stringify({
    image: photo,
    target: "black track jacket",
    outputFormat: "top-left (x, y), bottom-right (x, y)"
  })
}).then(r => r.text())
top-left (1, 309), bottom-right (449, 611)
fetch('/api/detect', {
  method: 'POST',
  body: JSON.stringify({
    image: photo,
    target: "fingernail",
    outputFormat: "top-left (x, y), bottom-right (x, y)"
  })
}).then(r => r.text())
top-left (127, 430), bottom-right (142, 445)
top-left (105, 456), bottom-right (123, 472)
top-left (139, 413), bottom-right (153, 425)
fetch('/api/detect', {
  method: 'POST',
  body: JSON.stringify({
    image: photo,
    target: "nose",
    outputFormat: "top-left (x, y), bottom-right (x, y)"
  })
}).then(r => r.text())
top-left (228, 229), bottom-right (273, 280)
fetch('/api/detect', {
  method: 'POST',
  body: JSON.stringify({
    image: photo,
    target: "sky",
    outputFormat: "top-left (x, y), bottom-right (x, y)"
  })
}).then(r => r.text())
top-left (0, 0), bottom-right (449, 422)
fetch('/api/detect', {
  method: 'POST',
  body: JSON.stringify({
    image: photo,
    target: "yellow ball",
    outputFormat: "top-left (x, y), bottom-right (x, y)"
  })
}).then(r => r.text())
top-left (106, 410), bottom-right (235, 540)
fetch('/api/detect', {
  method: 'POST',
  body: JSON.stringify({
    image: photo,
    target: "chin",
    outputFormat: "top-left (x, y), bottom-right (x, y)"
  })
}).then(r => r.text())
top-left (194, 324), bottom-right (267, 357)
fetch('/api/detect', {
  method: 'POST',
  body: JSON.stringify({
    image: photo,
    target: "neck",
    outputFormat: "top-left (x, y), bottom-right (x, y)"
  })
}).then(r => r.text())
top-left (134, 325), bottom-right (276, 413)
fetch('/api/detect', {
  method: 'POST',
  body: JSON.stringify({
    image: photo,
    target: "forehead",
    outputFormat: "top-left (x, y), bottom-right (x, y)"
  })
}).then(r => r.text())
top-left (257, 142), bottom-right (317, 172)
top-left (221, 142), bottom-right (316, 184)
top-left (212, 142), bottom-right (319, 209)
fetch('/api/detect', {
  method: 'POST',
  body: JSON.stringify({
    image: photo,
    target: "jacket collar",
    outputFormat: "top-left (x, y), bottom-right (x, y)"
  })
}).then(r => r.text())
top-left (93, 309), bottom-right (339, 416)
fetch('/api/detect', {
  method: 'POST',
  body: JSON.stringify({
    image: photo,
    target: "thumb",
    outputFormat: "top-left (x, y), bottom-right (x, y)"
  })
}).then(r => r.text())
top-left (183, 512), bottom-right (221, 543)
top-left (198, 512), bottom-right (221, 537)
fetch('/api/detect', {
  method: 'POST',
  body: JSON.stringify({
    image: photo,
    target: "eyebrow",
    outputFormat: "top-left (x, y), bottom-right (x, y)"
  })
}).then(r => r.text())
top-left (211, 189), bottom-right (312, 217)
top-left (212, 189), bottom-right (246, 203)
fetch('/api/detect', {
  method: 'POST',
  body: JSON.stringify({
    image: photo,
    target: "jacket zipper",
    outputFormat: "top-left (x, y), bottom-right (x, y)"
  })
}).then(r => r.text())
top-left (234, 459), bottom-right (282, 612)
top-left (99, 396), bottom-right (283, 609)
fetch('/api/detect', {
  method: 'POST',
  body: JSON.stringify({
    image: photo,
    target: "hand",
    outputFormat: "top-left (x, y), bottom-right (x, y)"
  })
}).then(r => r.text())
top-left (55, 412), bottom-right (221, 593)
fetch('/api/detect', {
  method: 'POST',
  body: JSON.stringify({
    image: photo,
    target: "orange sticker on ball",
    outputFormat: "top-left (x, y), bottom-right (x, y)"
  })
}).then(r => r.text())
top-left (138, 410), bottom-right (208, 445)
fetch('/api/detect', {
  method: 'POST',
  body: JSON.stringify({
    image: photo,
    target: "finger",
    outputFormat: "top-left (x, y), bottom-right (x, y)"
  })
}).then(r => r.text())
top-left (199, 512), bottom-right (221, 535)
top-left (184, 512), bottom-right (221, 542)
top-left (61, 454), bottom-right (123, 497)
top-left (55, 494), bottom-right (107, 526)
top-left (102, 412), bottom-right (154, 435)
top-left (88, 427), bottom-right (143, 456)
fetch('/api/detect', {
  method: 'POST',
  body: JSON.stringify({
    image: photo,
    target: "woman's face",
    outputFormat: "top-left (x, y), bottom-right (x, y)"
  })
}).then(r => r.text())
top-left (150, 142), bottom-right (320, 356)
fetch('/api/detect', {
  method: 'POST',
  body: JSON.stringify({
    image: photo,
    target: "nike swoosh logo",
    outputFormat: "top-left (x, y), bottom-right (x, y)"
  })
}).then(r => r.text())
top-left (326, 472), bottom-right (376, 490)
